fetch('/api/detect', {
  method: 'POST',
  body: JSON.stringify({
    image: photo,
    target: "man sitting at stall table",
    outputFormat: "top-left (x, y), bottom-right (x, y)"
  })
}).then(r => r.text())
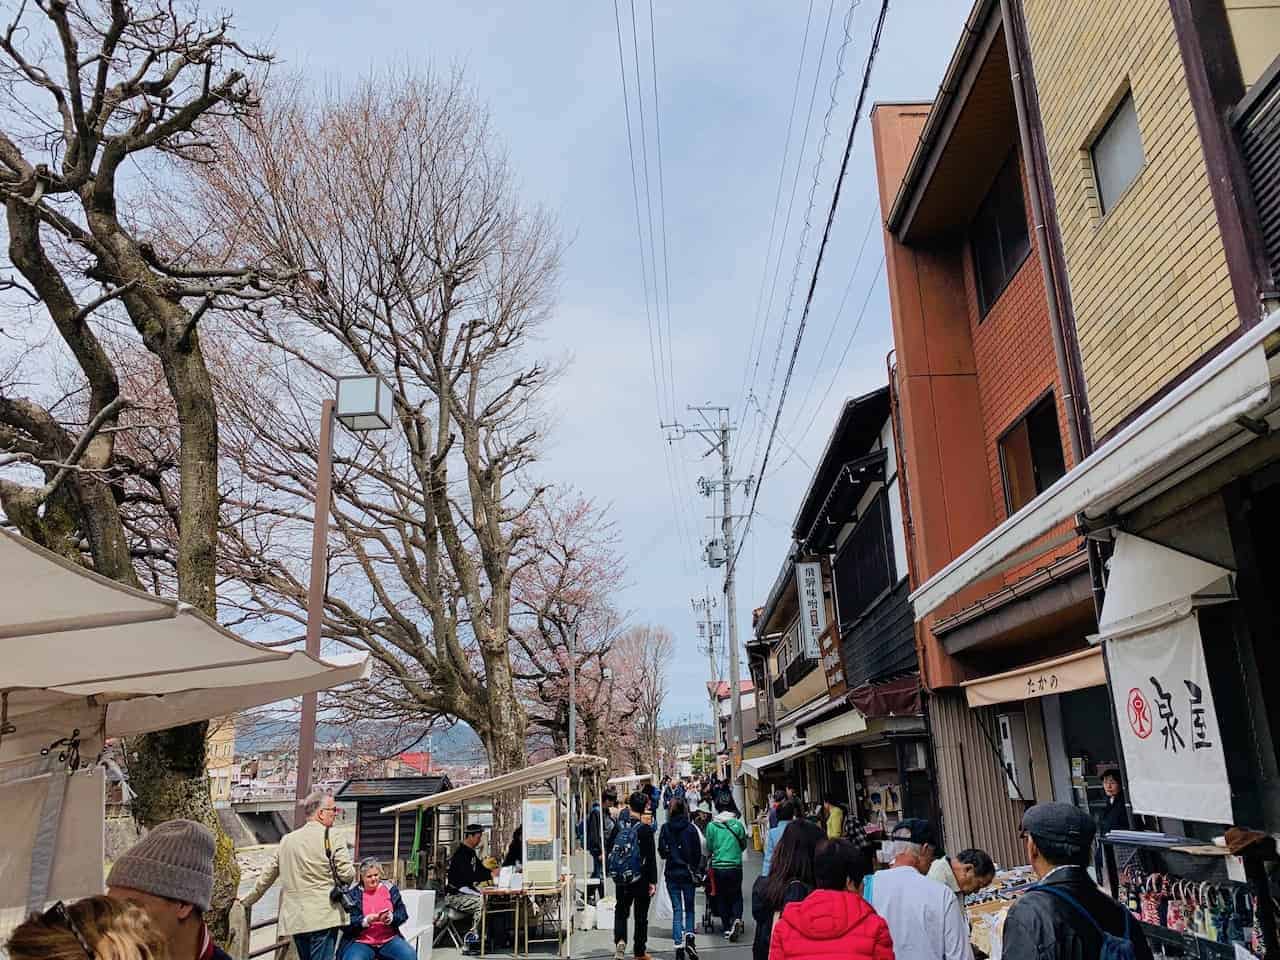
top-left (447, 824), bottom-right (501, 955)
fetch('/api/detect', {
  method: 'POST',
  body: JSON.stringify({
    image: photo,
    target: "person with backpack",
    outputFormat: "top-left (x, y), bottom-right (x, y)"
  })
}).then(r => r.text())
top-left (659, 797), bottom-right (704, 960)
top-left (606, 791), bottom-right (658, 960)
top-left (705, 795), bottom-right (749, 941)
top-left (1003, 803), bottom-right (1153, 960)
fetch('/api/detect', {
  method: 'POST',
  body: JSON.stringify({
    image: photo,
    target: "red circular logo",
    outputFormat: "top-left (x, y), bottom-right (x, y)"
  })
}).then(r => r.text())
top-left (1127, 687), bottom-right (1152, 740)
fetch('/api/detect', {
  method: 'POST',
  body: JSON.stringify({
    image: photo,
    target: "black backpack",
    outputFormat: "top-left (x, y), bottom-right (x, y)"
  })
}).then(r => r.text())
top-left (607, 816), bottom-right (644, 885)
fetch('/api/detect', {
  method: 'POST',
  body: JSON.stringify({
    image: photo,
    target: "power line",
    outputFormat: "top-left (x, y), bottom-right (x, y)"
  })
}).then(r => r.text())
top-left (611, 0), bottom-right (663, 423)
top-left (733, 0), bottom-right (818, 427)
top-left (783, 199), bottom-right (878, 434)
top-left (768, 253), bottom-right (886, 475)
top-left (738, 0), bottom-right (840, 477)
top-left (736, 0), bottom-right (891, 568)
top-left (627, 0), bottom-right (670, 420)
top-left (647, 0), bottom-right (678, 422)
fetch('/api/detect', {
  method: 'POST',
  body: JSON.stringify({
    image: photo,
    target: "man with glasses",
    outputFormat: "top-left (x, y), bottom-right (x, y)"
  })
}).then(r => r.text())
top-left (251, 790), bottom-right (355, 960)
top-left (107, 818), bottom-right (232, 960)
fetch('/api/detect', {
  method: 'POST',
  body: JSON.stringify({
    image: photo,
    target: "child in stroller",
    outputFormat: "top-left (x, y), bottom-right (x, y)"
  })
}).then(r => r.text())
top-left (690, 805), bottom-right (717, 933)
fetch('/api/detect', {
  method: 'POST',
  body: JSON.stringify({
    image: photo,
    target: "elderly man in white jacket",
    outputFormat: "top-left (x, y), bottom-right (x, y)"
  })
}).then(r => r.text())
top-left (251, 791), bottom-right (355, 960)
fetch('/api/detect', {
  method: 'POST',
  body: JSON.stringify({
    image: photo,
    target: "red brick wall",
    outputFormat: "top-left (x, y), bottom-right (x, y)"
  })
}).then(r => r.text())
top-left (961, 159), bottom-right (1082, 585)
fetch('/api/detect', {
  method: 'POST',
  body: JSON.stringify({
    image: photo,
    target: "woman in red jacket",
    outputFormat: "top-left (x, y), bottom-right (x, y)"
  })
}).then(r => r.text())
top-left (769, 840), bottom-right (893, 960)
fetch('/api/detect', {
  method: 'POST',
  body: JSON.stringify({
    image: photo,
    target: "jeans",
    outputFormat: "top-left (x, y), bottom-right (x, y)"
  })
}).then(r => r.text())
top-left (341, 937), bottom-right (416, 960)
top-left (293, 929), bottom-right (339, 960)
top-left (614, 881), bottom-right (652, 957)
top-left (712, 865), bottom-right (744, 929)
top-left (668, 880), bottom-right (696, 945)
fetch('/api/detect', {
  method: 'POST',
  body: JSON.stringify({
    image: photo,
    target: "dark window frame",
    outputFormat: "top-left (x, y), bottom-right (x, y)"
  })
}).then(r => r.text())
top-left (997, 390), bottom-right (1068, 515)
top-left (969, 151), bottom-right (1033, 318)
top-left (1090, 88), bottom-right (1145, 217)
top-left (833, 487), bottom-right (896, 628)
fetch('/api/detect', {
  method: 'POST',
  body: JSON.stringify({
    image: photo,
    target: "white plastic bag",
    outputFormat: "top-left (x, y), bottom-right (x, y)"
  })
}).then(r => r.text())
top-left (654, 880), bottom-right (674, 923)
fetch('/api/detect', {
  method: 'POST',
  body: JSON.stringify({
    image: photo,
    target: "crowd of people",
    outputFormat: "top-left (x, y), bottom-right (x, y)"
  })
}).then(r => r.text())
top-left (5, 774), bottom-right (1155, 960)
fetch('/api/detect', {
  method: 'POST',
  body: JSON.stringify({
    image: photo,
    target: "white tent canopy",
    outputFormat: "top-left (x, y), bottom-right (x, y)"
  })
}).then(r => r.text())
top-left (605, 772), bottom-right (656, 788)
top-left (381, 753), bottom-right (609, 814)
top-left (0, 527), bottom-right (371, 925)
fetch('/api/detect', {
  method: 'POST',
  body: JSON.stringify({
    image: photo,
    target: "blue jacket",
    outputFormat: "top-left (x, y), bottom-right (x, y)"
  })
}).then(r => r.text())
top-left (341, 880), bottom-right (409, 940)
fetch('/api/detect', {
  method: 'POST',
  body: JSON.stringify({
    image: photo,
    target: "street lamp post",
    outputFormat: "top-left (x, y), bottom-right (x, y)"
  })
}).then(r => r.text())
top-left (294, 375), bottom-right (393, 826)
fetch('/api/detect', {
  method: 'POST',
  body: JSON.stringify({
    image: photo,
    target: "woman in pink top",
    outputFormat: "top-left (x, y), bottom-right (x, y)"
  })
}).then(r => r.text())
top-left (340, 859), bottom-right (414, 960)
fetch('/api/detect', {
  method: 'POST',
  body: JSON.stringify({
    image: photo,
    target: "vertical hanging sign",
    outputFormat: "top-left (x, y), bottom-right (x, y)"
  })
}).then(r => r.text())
top-left (1105, 612), bottom-right (1233, 824)
top-left (795, 562), bottom-right (827, 659)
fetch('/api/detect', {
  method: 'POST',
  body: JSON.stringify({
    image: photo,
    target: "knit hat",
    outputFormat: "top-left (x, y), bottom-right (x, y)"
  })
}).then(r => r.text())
top-left (107, 819), bottom-right (215, 911)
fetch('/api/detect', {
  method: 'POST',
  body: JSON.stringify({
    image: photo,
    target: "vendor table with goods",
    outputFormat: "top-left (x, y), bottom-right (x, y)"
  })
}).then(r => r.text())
top-left (964, 866), bottom-right (1037, 959)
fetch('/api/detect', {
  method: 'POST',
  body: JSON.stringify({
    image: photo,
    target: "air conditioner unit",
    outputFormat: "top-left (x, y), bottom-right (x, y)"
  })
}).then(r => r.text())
top-left (998, 712), bottom-right (1033, 801)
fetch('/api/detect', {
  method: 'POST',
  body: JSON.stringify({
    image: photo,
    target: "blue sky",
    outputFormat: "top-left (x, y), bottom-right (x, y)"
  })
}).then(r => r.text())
top-left (228, 1), bottom-right (972, 724)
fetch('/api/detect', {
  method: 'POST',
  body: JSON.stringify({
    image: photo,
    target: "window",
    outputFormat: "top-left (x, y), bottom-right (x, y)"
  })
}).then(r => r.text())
top-left (999, 394), bottom-right (1067, 513)
top-left (970, 153), bottom-right (1032, 316)
top-left (833, 489), bottom-right (896, 625)
top-left (1091, 92), bottom-right (1144, 215)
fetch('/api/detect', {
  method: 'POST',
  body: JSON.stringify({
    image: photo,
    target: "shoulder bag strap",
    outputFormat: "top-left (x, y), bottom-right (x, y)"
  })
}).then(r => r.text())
top-left (1031, 884), bottom-right (1106, 936)
top-left (324, 826), bottom-right (343, 888)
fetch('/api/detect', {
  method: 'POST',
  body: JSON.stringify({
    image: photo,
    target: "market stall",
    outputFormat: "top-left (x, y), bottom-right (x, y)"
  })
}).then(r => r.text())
top-left (0, 527), bottom-right (371, 934)
top-left (381, 753), bottom-right (610, 957)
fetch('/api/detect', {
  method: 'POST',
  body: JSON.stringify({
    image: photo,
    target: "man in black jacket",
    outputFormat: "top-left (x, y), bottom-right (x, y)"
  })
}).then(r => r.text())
top-left (1003, 803), bottom-right (1153, 960)
top-left (607, 791), bottom-right (657, 960)
top-left (446, 824), bottom-right (499, 955)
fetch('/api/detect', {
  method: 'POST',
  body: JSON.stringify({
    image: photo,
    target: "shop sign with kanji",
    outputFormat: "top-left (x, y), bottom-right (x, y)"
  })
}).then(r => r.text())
top-left (1105, 611), bottom-right (1233, 823)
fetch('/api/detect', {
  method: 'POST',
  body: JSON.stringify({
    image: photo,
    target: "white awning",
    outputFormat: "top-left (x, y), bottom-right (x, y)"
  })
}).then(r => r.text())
top-left (1089, 532), bottom-right (1234, 642)
top-left (962, 647), bottom-right (1105, 707)
top-left (0, 528), bottom-right (372, 766)
top-left (911, 306), bottom-right (1280, 620)
top-left (380, 753), bottom-right (609, 814)
top-left (805, 708), bottom-right (869, 745)
top-left (739, 743), bottom-right (809, 781)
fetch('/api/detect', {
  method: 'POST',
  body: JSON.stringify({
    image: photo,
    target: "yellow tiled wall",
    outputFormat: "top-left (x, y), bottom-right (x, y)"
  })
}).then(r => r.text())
top-left (1022, 0), bottom-right (1236, 436)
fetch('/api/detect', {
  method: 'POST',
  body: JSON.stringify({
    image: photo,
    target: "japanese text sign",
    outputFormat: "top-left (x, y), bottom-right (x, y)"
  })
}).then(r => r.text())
top-left (795, 561), bottom-right (827, 659)
top-left (1105, 612), bottom-right (1233, 823)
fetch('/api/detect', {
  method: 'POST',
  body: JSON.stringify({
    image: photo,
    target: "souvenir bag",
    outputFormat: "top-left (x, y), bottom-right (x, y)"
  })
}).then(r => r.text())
top-left (1187, 883), bottom-right (1204, 937)
top-left (1210, 885), bottom-right (1234, 943)
top-left (1165, 880), bottom-right (1189, 933)
top-left (1139, 874), bottom-right (1163, 927)
top-left (1121, 866), bottom-right (1143, 919)
top-left (1227, 886), bottom-right (1252, 946)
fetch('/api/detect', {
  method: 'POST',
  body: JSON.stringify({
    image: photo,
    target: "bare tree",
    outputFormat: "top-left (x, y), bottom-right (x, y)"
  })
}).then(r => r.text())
top-left (0, 0), bottom-right (278, 936)
top-left (187, 69), bottom-right (563, 801)
top-left (613, 625), bottom-right (673, 774)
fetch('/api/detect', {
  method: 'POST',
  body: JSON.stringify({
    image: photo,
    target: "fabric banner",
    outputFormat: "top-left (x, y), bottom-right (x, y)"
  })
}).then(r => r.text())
top-left (1105, 611), bottom-right (1233, 823)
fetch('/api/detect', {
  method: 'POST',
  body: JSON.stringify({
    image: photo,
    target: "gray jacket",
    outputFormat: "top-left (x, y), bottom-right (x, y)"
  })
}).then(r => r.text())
top-left (1002, 866), bottom-right (1153, 960)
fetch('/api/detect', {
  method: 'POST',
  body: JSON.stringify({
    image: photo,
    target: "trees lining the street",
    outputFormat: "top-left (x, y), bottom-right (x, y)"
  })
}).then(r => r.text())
top-left (0, 0), bottom-right (284, 934)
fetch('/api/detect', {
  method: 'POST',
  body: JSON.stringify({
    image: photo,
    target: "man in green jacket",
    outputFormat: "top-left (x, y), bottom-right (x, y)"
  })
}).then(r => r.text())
top-left (705, 796), bottom-right (748, 942)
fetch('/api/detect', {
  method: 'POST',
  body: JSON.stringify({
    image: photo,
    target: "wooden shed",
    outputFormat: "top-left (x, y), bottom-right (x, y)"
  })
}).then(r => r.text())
top-left (335, 775), bottom-right (452, 866)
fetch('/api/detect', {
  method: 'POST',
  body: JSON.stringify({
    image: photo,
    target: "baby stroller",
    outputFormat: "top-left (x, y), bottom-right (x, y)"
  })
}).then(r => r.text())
top-left (691, 807), bottom-right (717, 933)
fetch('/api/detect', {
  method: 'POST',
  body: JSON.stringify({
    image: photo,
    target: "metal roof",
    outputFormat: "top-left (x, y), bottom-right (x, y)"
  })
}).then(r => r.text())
top-left (335, 775), bottom-right (452, 801)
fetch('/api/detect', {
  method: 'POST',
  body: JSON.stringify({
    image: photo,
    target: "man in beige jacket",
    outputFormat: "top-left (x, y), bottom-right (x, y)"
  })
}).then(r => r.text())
top-left (252, 791), bottom-right (355, 960)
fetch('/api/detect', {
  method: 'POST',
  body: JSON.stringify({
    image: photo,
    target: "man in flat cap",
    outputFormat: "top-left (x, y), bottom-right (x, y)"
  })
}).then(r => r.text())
top-left (447, 824), bottom-right (499, 954)
top-left (1003, 803), bottom-right (1152, 959)
top-left (107, 819), bottom-right (232, 960)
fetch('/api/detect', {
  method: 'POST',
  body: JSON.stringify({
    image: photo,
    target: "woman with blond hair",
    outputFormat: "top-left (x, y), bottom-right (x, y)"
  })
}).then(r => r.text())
top-left (7, 896), bottom-right (168, 960)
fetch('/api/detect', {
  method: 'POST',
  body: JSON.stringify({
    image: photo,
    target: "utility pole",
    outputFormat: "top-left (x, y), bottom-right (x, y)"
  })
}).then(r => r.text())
top-left (568, 621), bottom-right (578, 755)
top-left (692, 590), bottom-right (722, 755)
top-left (665, 405), bottom-right (752, 812)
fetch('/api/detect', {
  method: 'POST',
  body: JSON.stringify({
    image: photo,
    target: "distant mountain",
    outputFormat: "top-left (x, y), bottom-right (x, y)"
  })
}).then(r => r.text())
top-left (663, 721), bottom-right (715, 742)
top-left (234, 717), bottom-right (483, 762)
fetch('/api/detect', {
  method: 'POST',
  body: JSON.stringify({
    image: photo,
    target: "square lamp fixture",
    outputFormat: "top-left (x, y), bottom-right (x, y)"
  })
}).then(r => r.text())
top-left (335, 374), bottom-right (394, 432)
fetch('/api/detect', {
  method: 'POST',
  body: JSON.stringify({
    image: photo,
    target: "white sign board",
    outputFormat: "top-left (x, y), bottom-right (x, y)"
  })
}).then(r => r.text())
top-left (1105, 612), bottom-right (1233, 823)
top-left (795, 561), bottom-right (827, 658)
